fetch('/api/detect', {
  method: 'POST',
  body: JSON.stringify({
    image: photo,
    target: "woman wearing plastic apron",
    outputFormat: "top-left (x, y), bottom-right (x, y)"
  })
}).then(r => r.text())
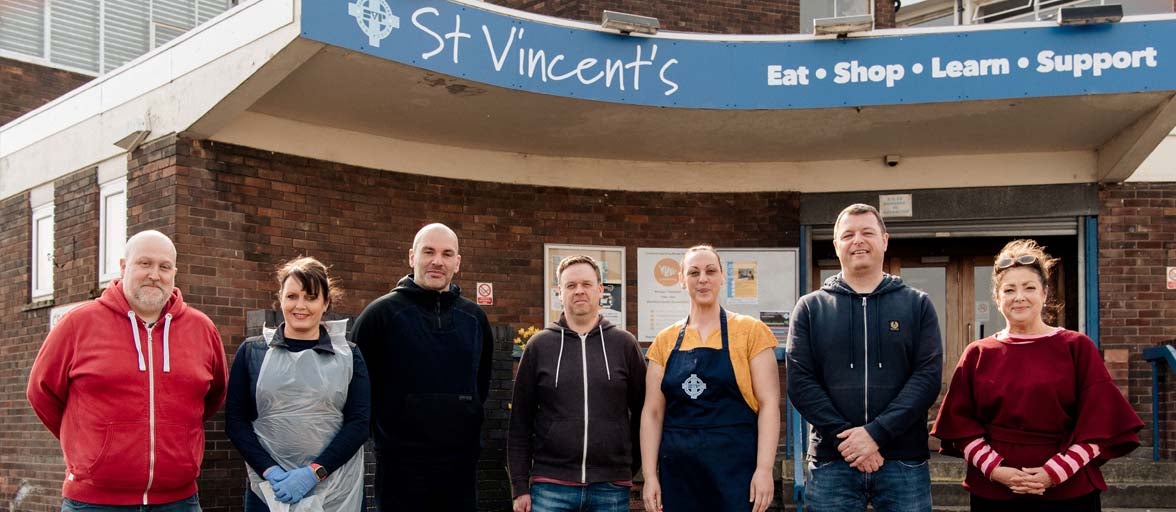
top-left (640, 245), bottom-right (781, 512)
top-left (226, 257), bottom-right (370, 511)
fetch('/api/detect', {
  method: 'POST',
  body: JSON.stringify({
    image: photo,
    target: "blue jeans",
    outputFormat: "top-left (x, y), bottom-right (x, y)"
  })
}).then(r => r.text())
top-left (62, 494), bottom-right (200, 512)
top-left (529, 482), bottom-right (631, 512)
top-left (804, 459), bottom-right (932, 512)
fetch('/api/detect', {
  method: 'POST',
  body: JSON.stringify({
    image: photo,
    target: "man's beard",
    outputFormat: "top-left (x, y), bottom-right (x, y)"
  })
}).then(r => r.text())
top-left (132, 285), bottom-right (167, 309)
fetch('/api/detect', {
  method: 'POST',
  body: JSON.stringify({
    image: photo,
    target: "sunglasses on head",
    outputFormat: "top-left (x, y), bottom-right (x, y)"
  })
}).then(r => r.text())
top-left (995, 254), bottom-right (1037, 269)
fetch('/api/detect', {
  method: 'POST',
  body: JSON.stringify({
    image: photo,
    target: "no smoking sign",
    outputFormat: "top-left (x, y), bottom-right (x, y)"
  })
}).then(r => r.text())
top-left (477, 282), bottom-right (494, 305)
top-left (1168, 267), bottom-right (1176, 290)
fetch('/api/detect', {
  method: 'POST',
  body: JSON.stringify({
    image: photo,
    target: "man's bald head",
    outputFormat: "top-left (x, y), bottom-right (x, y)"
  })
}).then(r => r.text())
top-left (409, 223), bottom-right (461, 292)
top-left (123, 230), bottom-right (176, 262)
top-left (412, 223), bottom-right (459, 253)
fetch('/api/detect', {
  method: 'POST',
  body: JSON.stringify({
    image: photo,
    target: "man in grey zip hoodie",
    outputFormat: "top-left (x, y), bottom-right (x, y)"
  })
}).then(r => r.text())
top-left (787, 204), bottom-right (942, 512)
top-left (508, 255), bottom-right (646, 512)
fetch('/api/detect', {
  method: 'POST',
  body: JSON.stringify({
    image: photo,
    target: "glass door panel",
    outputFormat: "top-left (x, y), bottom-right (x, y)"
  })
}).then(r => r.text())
top-left (898, 266), bottom-right (948, 341)
top-left (973, 265), bottom-right (1006, 340)
top-left (819, 268), bottom-right (838, 287)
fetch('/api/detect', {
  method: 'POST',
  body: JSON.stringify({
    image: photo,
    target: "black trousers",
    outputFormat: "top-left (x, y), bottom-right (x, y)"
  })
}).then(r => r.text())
top-left (970, 491), bottom-right (1100, 512)
top-left (374, 459), bottom-right (478, 512)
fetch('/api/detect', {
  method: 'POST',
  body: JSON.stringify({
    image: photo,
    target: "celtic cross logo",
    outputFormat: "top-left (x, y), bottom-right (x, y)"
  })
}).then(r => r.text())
top-left (682, 373), bottom-right (707, 399)
top-left (348, 0), bottom-right (400, 48)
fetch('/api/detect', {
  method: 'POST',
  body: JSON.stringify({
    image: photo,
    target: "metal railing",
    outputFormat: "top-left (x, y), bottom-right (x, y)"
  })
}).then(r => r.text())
top-left (1143, 344), bottom-right (1176, 461)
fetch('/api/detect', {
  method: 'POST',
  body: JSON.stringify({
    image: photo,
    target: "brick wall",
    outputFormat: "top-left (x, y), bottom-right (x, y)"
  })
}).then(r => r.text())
top-left (0, 57), bottom-right (93, 127)
top-left (875, 0), bottom-right (897, 28)
top-left (116, 135), bottom-right (800, 511)
top-left (491, 0), bottom-right (801, 34)
top-left (0, 191), bottom-right (63, 512)
top-left (53, 169), bottom-right (100, 305)
top-left (1098, 182), bottom-right (1176, 458)
top-left (0, 165), bottom-right (105, 511)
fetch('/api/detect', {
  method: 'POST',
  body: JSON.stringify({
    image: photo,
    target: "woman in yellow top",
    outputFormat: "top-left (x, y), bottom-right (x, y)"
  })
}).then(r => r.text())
top-left (640, 245), bottom-right (781, 512)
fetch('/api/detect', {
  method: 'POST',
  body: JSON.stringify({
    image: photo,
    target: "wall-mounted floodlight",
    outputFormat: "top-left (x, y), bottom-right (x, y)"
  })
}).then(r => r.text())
top-left (813, 14), bottom-right (875, 37)
top-left (1057, 4), bottom-right (1123, 25)
top-left (601, 10), bottom-right (659, 35)
top-left (114, 130), bottom-right (151, 153)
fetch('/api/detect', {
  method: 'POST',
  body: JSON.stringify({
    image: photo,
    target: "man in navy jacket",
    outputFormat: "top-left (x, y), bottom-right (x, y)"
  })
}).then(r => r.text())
top-left (352, 223), bottom-right (495, 512)
top-left (787, 204), bottom-right (942, 512)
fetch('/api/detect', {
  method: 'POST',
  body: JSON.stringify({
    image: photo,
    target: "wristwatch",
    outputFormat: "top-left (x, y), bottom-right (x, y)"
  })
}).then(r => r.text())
top-left (310, 463), bottom-right (328, 481)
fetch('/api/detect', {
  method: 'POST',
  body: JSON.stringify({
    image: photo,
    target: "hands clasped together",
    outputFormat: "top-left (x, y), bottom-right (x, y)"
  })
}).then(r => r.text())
top-left (837, 427), bottom-right (884, 473)
top-left (991, 466), bottom-right (1053, 495)
top-left (263, 466), bottom-right (320, 504)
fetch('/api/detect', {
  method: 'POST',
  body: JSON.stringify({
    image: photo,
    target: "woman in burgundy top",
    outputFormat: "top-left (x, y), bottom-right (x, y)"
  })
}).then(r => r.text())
top-left (931, 239), bottom-right (1142, 512)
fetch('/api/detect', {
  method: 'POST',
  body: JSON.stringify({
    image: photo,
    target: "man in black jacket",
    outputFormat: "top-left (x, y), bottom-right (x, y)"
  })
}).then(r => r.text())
top-left (787, 204), bottom-right (942, 512)
top-left (352, 223), bottom-right (494, 512)
top-left (508, 255), bottom-right (646, 512)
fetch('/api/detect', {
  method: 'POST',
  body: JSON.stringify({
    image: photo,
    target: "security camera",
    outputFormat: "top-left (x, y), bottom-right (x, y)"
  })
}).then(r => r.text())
top-left (884, 154), bottom-right (901, 167)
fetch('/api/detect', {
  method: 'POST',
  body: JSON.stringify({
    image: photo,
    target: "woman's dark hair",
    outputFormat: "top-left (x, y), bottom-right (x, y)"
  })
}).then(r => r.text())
top-left (276, 256), bottom-right (343, 309)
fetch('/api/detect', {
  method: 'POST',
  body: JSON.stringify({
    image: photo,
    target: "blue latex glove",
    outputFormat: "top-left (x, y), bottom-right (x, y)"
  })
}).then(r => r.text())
top-left (262, 466), bottom-right (287, 485)
top-left (272, 466), bottom-right (318, 504)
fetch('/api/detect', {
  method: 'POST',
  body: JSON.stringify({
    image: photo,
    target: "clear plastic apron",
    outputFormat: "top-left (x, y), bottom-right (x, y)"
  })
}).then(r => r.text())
top-left (247, 320), bottom-right (364, 512)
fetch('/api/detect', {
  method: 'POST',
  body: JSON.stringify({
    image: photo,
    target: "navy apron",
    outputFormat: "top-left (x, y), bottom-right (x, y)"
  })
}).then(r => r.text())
top-left (659, 309), bottom-right (758, 512)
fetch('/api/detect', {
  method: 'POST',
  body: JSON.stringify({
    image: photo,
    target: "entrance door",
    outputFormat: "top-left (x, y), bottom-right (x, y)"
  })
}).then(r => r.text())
top-left (888, 257), bottom-right (959, 390)
top-left (972, 258), bottom-right (1007, 341)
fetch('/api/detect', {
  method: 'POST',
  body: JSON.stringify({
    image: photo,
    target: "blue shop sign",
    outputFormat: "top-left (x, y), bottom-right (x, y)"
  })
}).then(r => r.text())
top-left (302, 0), bottom-right (1176, 109)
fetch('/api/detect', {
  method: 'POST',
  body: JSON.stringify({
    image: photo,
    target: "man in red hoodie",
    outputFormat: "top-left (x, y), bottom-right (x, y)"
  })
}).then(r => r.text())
top-left (27, 230), bottom-right (228, 511)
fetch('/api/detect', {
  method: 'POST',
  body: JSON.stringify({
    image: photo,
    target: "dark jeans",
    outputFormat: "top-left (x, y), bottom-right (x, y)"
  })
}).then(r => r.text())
top-left (529, 482), bottom-right (631, 512)
top-left (804, 459), bottom-right (932, 512)
top-left (61, 494), bottom-right (200, 512)
top-left (971, 491), bottom-right (1101, 512)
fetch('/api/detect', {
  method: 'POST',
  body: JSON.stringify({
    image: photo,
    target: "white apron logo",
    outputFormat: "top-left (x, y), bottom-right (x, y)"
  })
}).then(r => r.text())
top-left (348, 0), bottom-right (399, 48)
top-left (683, 373), bottom-right (707, 399)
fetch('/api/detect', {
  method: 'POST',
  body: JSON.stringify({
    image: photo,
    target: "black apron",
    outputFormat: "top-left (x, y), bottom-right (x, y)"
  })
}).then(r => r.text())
top-left (659, 309), bottom-right (758, 512)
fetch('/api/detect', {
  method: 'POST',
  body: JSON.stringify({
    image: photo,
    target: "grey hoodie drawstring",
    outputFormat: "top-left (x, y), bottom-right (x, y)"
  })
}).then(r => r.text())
top-left (598, 324), bottom-right (611, 381)
top-left (162, 313), bottom-right (173, 373)
top-left (128, 311), bottom-right (147, 372)
top-left (555, 328), bottom-right (566, 388)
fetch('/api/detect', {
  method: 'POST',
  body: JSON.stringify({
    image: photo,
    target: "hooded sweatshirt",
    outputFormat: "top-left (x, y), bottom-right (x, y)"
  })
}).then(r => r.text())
top-left (351, 275), bottom-right (494, 464)
top-left (786, 273), bottom-right (942, 462)
top-left (507, 316), bottom-right (646, 498)
top-left (26, 281), bottom-right (228, 505)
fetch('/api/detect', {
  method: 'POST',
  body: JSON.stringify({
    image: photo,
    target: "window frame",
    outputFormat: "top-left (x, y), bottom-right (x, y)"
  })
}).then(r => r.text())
top-left (98, 175), bottom-right (128, 285)
top-left (31, 203), bottom-right (55, 301)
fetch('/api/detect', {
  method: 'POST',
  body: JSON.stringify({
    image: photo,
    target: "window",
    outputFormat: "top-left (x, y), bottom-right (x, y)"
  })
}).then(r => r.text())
top-left (0, 0), bottom-right (233, 74)
top-left (99, 176), bottom-right (127, 284)
top-left (31, 203), bottom-right (55, 300)
top-left (799, 0), bottom-right (871, 34)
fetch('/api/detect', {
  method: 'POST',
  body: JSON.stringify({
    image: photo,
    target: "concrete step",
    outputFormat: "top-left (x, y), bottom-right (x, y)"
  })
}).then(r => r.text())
top-left (777, 507), bottom-right (1176, 512)
top-left (777, 460), bottom-right (1176, 509)
top-left (781, 454), bottom-right (1176, 484)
